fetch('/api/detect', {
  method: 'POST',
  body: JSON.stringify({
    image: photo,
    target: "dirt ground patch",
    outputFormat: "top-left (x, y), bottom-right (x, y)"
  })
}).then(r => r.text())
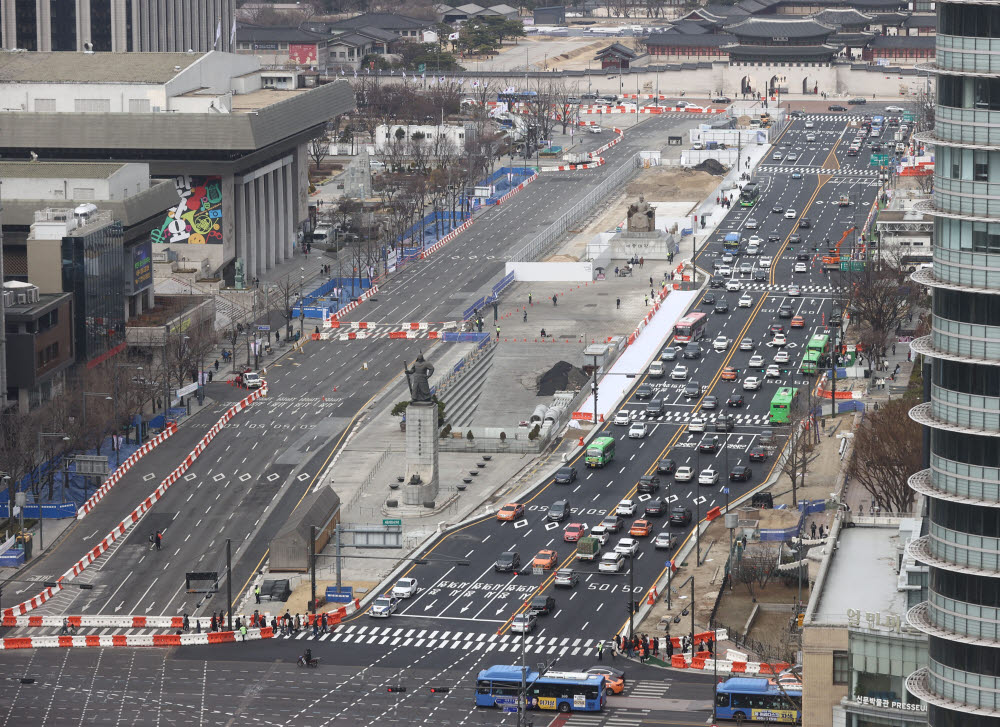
top-left (626, 168), bottom-right (722, 203)
top-left (547, 253), bottom-right (581, 262)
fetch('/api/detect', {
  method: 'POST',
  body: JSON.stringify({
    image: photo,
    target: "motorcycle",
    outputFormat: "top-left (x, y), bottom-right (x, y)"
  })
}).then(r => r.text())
top-left (297, 656), bottom-right (320, 668)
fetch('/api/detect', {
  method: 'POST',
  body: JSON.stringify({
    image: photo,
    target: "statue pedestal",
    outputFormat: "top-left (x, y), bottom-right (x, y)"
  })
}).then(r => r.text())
top-left (403, 402), bottom-right (439, 505)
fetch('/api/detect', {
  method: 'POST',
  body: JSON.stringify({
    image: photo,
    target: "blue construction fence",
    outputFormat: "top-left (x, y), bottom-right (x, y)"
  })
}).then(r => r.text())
top-left (759, 499), bottom-right (828, 542)
top-left (400, 209), bottom-right (475, 248)
top-left (481, 167), bottom-right (535, 204)
top-left (462, 272), bottom-right (516, 321)
top-left (293, 276), bottom-right (373, 318)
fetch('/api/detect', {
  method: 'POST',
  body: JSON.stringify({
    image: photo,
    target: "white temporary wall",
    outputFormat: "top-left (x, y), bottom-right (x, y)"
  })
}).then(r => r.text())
top-left (506, 261), bottom-right (594, 281)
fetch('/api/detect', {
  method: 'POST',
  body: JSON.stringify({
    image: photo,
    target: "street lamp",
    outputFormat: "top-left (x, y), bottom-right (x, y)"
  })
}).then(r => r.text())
top-left (81, 391), bottom-right (113, 429)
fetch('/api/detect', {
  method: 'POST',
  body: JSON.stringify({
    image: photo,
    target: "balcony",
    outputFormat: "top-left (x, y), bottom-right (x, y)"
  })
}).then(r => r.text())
top-left (910, 464), bottom-right (1000, 508)
top-left (931, 383), bottom-right (1000, 432)
top-left (907, 534), bottom-right (1000, 578)
top-left (907, 667), bottom-right (1000, 717)
top-left (911, 265), bottom-right (1000, 297)
top-left (909, 599), bottom-right (1000, 646)
top-left (910, 402), bottom-right (1000, 438)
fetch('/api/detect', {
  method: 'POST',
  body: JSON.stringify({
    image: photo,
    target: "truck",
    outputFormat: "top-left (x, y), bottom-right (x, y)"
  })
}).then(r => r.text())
top-left (838, 195), bottom-right (851, 207)
top-left (576, 536), bottom-right (601, 561)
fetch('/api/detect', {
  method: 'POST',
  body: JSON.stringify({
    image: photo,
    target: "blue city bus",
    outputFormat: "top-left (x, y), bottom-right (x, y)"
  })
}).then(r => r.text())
top-left (476, 665), bottom-right (606, 713)
top-left (871, 115), bottom-right (884, 134)
top-left (498, 90), bottom-right (538, 105)
top-left (724, 232), bottom-right (742, 253)
top-left (715, 677), bottom-right (802, 724)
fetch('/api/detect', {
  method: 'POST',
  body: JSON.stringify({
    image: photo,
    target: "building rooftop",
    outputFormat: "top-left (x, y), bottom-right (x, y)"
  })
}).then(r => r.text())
top-left (724, 17), bottom-right (837, 39)
top-left (0, 161), bottom-right (127, 179)
top-left (812, 523), bottom-right (916, 627)
top-left (595, 43), bottom-right (640, 59)
top-left (648, 33), bottom-right (735, 47)
top-left (229, 87), bottom-right (310, 111)
top-left (235, 24), bottom-right (332, 43)
top-left (811, 8), bottom-right (873, 27)
top-left (870, 35), bottom-right (936, 49)
top-left (328, 12), bottom-right (432, 31)
top-left (0, 51), bottom-right (205, 84)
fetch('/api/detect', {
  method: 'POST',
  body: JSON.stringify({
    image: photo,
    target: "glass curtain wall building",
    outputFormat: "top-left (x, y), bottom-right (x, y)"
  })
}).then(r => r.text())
top-left (905, 1), bottom-right (1000, 726)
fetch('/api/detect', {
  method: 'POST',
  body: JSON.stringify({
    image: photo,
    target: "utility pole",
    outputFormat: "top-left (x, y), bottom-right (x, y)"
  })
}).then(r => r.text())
top-left (591, 353), bottom-right (599, 425)
top-left (226, 538), bottom-right (233, 631)
top-left (628, 556), bottom-right (636, 643)
top-left (310, 525), bottom-right (317, 617)
top-left (0, 181), bottom-right (7, 409)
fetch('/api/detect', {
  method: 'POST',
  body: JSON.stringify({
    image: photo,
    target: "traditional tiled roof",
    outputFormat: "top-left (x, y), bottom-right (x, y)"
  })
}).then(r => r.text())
top-left (647, 33), bottom-right (735, 47)
top-left (723, 17), bottom-right (837, 39)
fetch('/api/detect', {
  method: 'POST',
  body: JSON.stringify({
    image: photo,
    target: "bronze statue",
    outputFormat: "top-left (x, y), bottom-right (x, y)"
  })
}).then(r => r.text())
top-left (404, 353), bottom-right (435, 403)
top-left (627, 194), bottom-right (655, 232)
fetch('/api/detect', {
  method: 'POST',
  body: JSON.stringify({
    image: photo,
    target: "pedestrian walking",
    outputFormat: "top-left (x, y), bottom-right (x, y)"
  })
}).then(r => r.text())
top-left (552, 294), bottom-right (558, 307)
top-left (495, 325), bottom-right (500, 340)
top-left (321, 612), bottom-right (328, 633)
top-left (313, 617), bottom-right (319, 636)
top-left (214, 359), bottom-right (219, 371)
top-left (240, 624), bottom-right (248, 642)
top-left (523, 309), bottom-right (527, 323)
top-left (644, 295), bottom-right (649, 306)
top-left (255, 585), bottom-right (261, 604)
top-left (811, 522), bottom-right (817, 539)
top-left (650, 276), bottom-right (654, 287)
top-left (597, 641), bottom-right (604, 661)
top-left (892, 343), bottom-right (896, 355)
top-left (61, 618), bottom-right (69, 635)
top-left (528, 292), bottom-right (532, 305)
top-left (640, 257), bottom-right (644, 267)
top-left (155, 530), bottom-right (162, 551)
top-left (294, 614), bottom-right (301, 633)
top-left (666, 638), bottom-right (674, 658)
top-left (907, 350), bottom-right (912, 362)
top-left (616, 297), bottom-right (621, 309)
top-left (183, 614), bottom-right (190, 632)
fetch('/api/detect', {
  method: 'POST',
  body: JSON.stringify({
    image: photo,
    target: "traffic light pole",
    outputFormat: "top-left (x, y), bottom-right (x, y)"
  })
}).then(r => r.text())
top-left (628, 556), bottom-right (635, 643)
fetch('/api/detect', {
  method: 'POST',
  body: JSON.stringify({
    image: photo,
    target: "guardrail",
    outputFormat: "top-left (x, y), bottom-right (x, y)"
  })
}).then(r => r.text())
top-left (506, 154), bottom-right (640, 263)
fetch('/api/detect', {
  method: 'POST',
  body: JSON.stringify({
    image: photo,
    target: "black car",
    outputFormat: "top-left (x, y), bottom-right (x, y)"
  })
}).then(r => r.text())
top-left (529, 595), bottom-right (556, 616)
top-left (712, 96), bottom-right (732, 104)
top-left (554, 467), bottom-right (577, 484)
top-left (871, 142), bottom-right (883, 152)
top-left (714, 299), bottom-right (730, 314)
top-left (769, 322), bottom-right (786, 334)
top-left (789, 234), bottom-right (801, 244)
top-left (779, 303), bottom-right (793, 319)
top-left (789, 110), bottom-right (805, 118)
top-left (828, 104), bottom-right (847, 111)
top-left (767, 233), bottom-right (781, 242)
top-left (848, 97), bottom-right (867, 105)
top-left (797, 252), bottom-right (811, 261)
top-left (699, 435), bottom-right (719, 453)
top-left (730, 465), bottom-right (753, 482)
top-left (547, 499), bottom-right (570, 522)
top-left (748, 445), bottom-right (769, 462)
top-left (715, 415), bottom-right (734, 432)
top-left (710, 276), bottom-right (726, 289)
top-left (771, 205), bottom-right (783, 214)
top-left (670, 507), bottom-right (693, 526)
top-left (644, 497), bottom-right (667, 517)
top-left (645, 397), bottom-right (664, 416)
top-left (657, 458), bottom-right (677, 475)
top-left (683, 382), bottom-right (701, 398)
top-left (635, 383), bottom-right (653, 400)
top-left (799, 218), bottom-right (812, 229)
top-left (637, 475), bottom-right (660, 494)
top-left (702, 292), bottom-right (717, 305)
top-left (495, 550), bottom-right (521, 572)
top-left (728, 393), bottom-right (745, 408)
top-left (660, 346), bottom-right (679, 361)
top-left (703, 395), bottom-right (719, 410)
top-left (683, 343), bottom-right (702, 360)
top-left (753, 269), bottom-right (767, 281)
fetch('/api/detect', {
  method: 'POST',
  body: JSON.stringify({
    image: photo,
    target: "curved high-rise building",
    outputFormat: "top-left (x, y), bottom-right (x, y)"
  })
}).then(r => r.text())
top-left (904, 2), bottom-right (1000, 726)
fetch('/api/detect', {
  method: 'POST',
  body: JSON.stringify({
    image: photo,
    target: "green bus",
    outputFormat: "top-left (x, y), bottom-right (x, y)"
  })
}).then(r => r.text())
top-left (769, 388), bottom-right (798, 424)
top-left (739, 182), bottom-right (761, 208)
top-left (801, 333), bottom-right (830, 375)
top-left (586, 437), bottom-right (616, 468)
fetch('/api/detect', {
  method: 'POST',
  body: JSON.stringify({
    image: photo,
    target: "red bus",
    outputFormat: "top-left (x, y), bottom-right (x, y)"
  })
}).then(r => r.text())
top-left (673, 312), bottom-right (708, 343)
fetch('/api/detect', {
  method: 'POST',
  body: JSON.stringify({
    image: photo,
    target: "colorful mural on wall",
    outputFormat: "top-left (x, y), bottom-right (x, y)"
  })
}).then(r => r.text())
top-left (152, 175), bottom-right (223, 245)
top-left (289, 43), bottom-right (318, 65)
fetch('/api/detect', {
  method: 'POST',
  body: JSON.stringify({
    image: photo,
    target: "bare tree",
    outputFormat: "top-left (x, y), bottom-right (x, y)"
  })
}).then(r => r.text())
top-left (731, 543), bottom-right (781, 602)
top-left (780, 391), bottom-right (820, 508)
top-left (846, 399), bottom-right (921, 513)
top-left (843, 263), bottom-right (916, 374)
top-left (0, 408), bottom-right (43, 522)
top-left (308, 132), bottom-right (331, 172)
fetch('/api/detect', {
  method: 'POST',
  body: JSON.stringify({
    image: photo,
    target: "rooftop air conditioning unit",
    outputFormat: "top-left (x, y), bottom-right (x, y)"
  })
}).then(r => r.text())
top-left (2, 290), bottom-right (15, 307)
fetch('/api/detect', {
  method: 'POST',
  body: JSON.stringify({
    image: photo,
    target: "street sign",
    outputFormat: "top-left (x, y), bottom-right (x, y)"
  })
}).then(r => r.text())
top-left (325, 586), bottom-right (354, 603)
top-left (257, 325), bottom-right (271, 331)
top-left (503, 707), bottom-right (518, 714)
top-left (175, 382), bottom-right (198, 398)
top-left (383, 518), bottom-right (402, 527)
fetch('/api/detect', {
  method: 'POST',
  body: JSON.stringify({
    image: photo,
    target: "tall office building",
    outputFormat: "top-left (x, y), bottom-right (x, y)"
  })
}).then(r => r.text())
top-left (905, 2), bottom-right (1000, 725)
top-left (0, 0), bottom-right (235, 53)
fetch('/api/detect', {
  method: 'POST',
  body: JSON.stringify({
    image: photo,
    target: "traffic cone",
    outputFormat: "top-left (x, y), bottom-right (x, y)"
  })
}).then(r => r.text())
top-left (578, 436), bottom-right (585, 446)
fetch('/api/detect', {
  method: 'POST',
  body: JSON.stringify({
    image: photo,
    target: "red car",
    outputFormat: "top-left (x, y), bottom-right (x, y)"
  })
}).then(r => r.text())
top-left (563, 523), bottom-right (588, 542)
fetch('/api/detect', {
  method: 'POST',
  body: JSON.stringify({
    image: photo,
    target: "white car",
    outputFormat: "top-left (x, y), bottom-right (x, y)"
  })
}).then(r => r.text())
top-left (617, 499), bottom-right (636, 517)
top-left (886, 105), bottom-right (905, 113)
top-left (671, 365), bottom-right (689, 381)
top-left (726, 279), bottom-right (742, 292)
top-left (628, 422), bottom-right (648, 439)
top-left (511, 613), bottom-right (538, 632)
top-left (784, 209), bottom-right (797, 219)
top-left (391, 578), bottom-right (419, 599)
top-left (743, 376), bottom-right (762, 391)
top-left (587, 125), bottom-right (604, 134)
top-left (787, 153), bottom-right (799, 162)
top-left (745, 244), bottom-right (760, 256)
top-left (772, 333), bottom-right (788, 346)
top-left (805, 120), bottom-right (815, 128)
top-left (713, 335), bottom-right (730, 351)
top-left (369, 595), bottom-right (399, 618)
top-left (749, 354), bottom-right (765, 368)
top-left (599, 552), bottom-right (625, 573)
top-left (717, 265), bottom-right (732, 277)
top-left (739, 294), bottom-right (753, 308)
top-left (745, 219), bottom-right (759, 230)
top-left (806, 133), bottom-right (816, 142)
top-left (614, 538), bottom-right (639, 557)
top-left (675, 465), bottom-right (695, 482)
top-left (774, 351), bottom-right (790, 364)
top-left (794, 262), bottom-right (808, 273)
top-left (748, 235), bottom-right (763, 246)
top-left (698, 467), bottom-right (720, 486)
top-left (740, 337), bottom-right (754, 351)
top-left (772, 151), bottom-right (783, 160)
top-left (614, 410), bottom-right (631, 425)
top-left (766, 364), bottom-right (781, 378)
top-left (590, 524), bottom-right (610, 545)
top-left (689, 417), bottom-right (706, 433)
top-left (788, 285), bottom-right (801, 297)
top-left (760, 257), bottom-right (772, 269)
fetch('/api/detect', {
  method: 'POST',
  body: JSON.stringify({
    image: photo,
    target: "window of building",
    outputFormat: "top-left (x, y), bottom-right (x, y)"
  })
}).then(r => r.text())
top-left (90, 0), bottom-right (111, 51)
top-left (34, 99), bottom-right (56, 112)
top-left (74, 98), bottom-right (112, 113)
top-left (128, 98), bottom-right (150, 113)
top-left (833, 651), bottom-right (849, 684)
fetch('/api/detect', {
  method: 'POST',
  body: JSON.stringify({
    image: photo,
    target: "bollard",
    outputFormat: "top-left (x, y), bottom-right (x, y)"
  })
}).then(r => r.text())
top-left (578, 436), bottom-right (585, 446)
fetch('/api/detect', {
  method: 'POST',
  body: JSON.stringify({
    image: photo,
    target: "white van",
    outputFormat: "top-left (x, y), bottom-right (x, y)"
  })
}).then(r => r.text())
top-left (648, 361), bottom-right (665, 378)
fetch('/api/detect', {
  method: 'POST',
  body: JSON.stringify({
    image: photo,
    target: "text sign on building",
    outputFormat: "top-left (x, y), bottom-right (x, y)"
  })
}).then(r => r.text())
top-left (854, 696), bottom-right (926, 712)
top-left (253, 42), bottom-right (280, 50)
top-left (289, 43), bottom-right (317, 65)
top-left (847, 608), bottom-right (901, 631)
top-left (771, 36), bottom-right (789, 42)
top-left (383, 518), bottom-right (402, 527)
top-left (126, 240), bottom-right (153, 295)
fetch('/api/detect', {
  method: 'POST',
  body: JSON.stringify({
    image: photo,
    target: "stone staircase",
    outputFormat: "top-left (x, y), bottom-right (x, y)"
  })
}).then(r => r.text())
top-left (438, 343), bottom-right (497, 430)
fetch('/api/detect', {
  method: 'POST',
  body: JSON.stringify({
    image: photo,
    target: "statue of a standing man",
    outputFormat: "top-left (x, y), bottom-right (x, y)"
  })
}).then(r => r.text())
top-left (404, 353), bottom-right (435, 403)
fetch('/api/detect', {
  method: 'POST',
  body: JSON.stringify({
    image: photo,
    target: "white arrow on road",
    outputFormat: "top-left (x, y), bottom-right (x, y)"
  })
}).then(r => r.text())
top-left (114, 601), bottom-right (125, 612)
top-left (423, 599), bottom-right (438, 612)
top-left (461, 603), bottom-right (472, 613)
top-left (145, 602), bottom-right (155, 613)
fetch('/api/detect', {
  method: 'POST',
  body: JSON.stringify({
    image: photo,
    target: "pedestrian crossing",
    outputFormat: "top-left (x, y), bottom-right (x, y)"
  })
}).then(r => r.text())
top-left (803, 113), bottom-right (869, 122)
top-left (331, 325), bottom-right (447, 341)
top-left (568, 710), bottom-right (651, 727)
top-left (624, 408), bottom-right (773, 427)
top-left (276, 623), bottom-right (609, 655)
top-left (731, 282), bottom-right (836, 294)
top-left (757, 165), bottom-right (880, 178)
top-left (627, 680), bottom-right (672, 699)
